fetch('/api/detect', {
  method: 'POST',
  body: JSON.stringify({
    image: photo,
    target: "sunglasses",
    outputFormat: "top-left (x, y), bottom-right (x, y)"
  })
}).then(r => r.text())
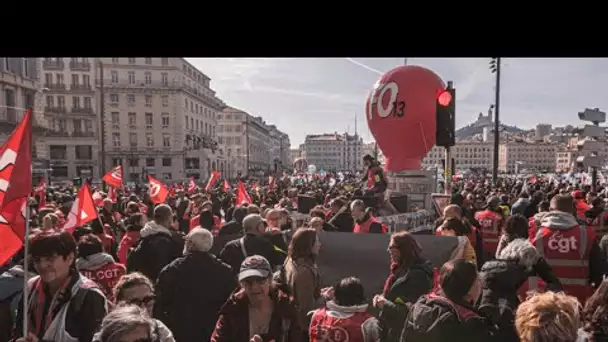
top-left (242, 277), bottom-right (269, 286)
top-left (127, 295), bottom-right (156, 306)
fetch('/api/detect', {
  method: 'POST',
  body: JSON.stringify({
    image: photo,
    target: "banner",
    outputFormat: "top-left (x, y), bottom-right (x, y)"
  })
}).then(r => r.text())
top-left (210, 232), bottom-right (458, 298)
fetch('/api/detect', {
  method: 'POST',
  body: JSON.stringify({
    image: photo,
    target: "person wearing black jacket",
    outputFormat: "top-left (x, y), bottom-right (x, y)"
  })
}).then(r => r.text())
top-left (127, 204), bottom-right (184, 283)
top-left (219, 205), bottom-right (247, 236)
top-left (155, 228), bottom-right (237, 342)
top-left (219, 214), bottom-right (283, 275)
top-left (401, 259), bottom-right (495, 342)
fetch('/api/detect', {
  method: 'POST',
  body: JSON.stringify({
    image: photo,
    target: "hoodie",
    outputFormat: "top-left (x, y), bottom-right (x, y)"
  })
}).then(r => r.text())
top-left (140, 220), bottom-right (173, 238)
top-left (310, 301), bottom-right (381, 342)
top-left (539, 211), bottom-right (580, 231)
top-left (77, 252), bottom-right (126, 302)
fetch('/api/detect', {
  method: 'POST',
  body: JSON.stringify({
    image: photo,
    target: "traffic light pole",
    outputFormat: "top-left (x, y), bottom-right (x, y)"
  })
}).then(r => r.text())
top-left (492, 58), bottom-right (502, 185)
top-left (444, 147), bottom-right (451, 194)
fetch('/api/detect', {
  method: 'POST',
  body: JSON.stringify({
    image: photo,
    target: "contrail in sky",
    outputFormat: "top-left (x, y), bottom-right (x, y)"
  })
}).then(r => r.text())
top-left (344, 58), bottom-right (384, 75)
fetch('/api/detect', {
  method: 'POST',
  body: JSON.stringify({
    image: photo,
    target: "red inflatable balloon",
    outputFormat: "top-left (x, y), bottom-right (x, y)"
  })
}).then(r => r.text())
top-left (365, 65), bottom-right (445, 172)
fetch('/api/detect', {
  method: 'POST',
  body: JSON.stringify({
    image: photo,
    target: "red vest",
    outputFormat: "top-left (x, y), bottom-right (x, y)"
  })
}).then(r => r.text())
top-left (80, 262), bottom-right (126, 303)
top-left (189, 214), bottom-right (222, 235)
top-left (575, 201), bottom-right (590, 221)
top-left (354, 216), bottom-right (388, 234)
top-left (474, 210), bottom-right (503, 255)
top-left (309, 307), bottom-right (374, 342)
top-left (525, 223), bottom-right (595, 304)
top-left (367, 169), bottom-right (374, 189)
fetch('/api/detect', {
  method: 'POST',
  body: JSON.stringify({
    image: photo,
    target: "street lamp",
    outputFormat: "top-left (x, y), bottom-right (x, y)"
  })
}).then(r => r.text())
top-left (489, 58), bottom-right (502, 184)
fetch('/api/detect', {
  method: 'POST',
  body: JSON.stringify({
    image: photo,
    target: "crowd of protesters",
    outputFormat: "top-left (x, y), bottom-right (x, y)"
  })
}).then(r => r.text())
top-left (1, 156), bottom-right (608, 342)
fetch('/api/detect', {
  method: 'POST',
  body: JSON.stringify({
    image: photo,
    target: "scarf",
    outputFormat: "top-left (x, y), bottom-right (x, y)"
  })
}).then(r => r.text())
top-left (30, 274), bottom-right (73, 337)
top-left (383, 262), bottom-right (400, 296)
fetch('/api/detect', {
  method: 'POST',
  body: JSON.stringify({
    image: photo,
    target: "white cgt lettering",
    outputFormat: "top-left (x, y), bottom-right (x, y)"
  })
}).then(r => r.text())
top-left (548, 233), bottom-right (578, 253)
top-left (367, 82), bottom-right (399, 121)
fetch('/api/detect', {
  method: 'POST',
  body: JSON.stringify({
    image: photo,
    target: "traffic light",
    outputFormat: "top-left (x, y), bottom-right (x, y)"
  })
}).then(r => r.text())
top-left (436, 84), bottom-right (456, 148)
top-left (489, 58), bottom-right (498, 73)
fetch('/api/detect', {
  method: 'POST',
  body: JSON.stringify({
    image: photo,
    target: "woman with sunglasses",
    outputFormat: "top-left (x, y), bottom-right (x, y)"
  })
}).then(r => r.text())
top-left (211, 255), bottom-right (303, 342)
top-left (112, 273), bottom-right (175, 342)
top-left (93, 304), bottom-right (160, 342)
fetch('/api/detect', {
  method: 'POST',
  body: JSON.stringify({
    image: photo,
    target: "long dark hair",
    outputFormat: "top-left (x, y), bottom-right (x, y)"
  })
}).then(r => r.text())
top-left (391, 231), bottom-right (423, 268)
top-left (288, 228), bottom-right (317, 262)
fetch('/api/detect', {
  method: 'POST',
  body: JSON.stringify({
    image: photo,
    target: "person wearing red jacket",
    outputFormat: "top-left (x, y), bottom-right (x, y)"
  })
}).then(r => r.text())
top-left (310, 277), bottom-right (381, 342)
top-left (525, 194), bottom-right (608, 304)
top-left (474, 196), bottom-right (505, 260)
top-left (76, 234), bottom-right (126, 303)
top-left (350, 200), bottom-right (387, 234)
top-left (117, 213), bottom-right (144, 265)
top-left (573, 190), bottom-right (591, 221)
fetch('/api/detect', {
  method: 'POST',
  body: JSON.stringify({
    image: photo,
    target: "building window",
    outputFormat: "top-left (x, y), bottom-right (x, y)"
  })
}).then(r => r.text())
top-left (145, 95), bottom-right (152, 107)
top-left (83, 75), bottom-right (90, 86)
top-left (112, 158), bottom-right (122, 166)
top-left (162, 158), bottom-right (172, 166)
top-left (110, 93), bottom-right (119, 103)
top-left (145, 58), bottom-right (152, 64)
top-left (75, 145), bottom-right (93, 159)
top-left (112, 58), bottom-right (119, 64)
top-left (161, 58), bottom-right (168, 66)
top-left (161, 95), bottom-right (168, 107)
top-left (128, 58), bottom-right (136, 64)
top-left (112, 133), bottom-right (121, 147)
top-left (128, 158), bottom-right (139, 167)
top-left (129, 132), bottom-right (138, 147)
top-left (111, 112), bottom-right (119, 125)
top-left (128, 112), bottom-right (136, 126)
top-left (146, 157), bottom-right (155, 167)
top-left (49, 145), bottom-right (67, 159)
top-left (162, 134), bottom-right (170, 147)
top-left (144, 72), bottom-right (152, 85)
top-left (46, 95), bottom-right (54, 108)
top-left (127, 94), bottom-right (135, 106)
top-left (57, 96), bottom-right (65, 108)
top-left (72, 96), bottom-right (80, 109)
top-left (111, 71), bottom-right (118, 83)
top-left (71, 74), bottom-right (79, 86)
top-left (83, 97), bottom-right (92, 109)
top-left (45, 73), bottom-right (53, 86)
top-left (163, 173), bottom-right (172, 180)
top-left (23, 58), bottom-right (28, 77)
top-left (161, 73), bottom-right (168, 86)
top-left (128, 71), bottom-right (135, 84)
top-left (145, 112), bottom-right (153, 126)
top-left (146, 133), bottom-right (154, 147)
top-left (56, 74), bottom-right (64, 85)
top-left (161, 113), bottom-right (169, 127)
top-left (185, 116), bottom-right (189, 129)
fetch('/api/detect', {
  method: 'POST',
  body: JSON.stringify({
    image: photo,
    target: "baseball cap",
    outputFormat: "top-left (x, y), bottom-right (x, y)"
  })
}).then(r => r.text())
top-left (242, 214), bottom-right (265, 232)
top-left (486, 196), bottom-right (500, 208)
top-left (238, 255), bottom-right (272, 281)
top-left (572, 190), bottom-right (584, 199)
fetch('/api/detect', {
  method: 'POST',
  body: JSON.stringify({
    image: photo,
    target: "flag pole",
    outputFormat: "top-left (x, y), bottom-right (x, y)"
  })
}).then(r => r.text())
top-left (22, 184), bottom-right (32, 337)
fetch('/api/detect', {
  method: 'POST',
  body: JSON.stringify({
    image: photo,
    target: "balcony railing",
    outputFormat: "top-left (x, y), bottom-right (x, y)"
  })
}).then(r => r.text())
top-left (70, 84), bottom-right (93, 92)
top-left (72, 131), bottom-right (95, 138)
top-left (44, 106), bottom-right (66, 114)
top-left (45, 83), bottom-right (66, 91)
top-left (43, 60), bottom-right (65, 70)
top-left (71, 107), bottom-right (94, 115)
top-left (69, 61), bottom-right (91, 71)
top-left (46, 130), bottom-right (70, 137)
top-left (49, 154), bottom-right (68, 160)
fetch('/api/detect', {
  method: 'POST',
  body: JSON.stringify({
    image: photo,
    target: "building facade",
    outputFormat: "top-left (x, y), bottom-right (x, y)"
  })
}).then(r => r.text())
top-left (217, 107), bottom-right (290, 178)
top-left (422, 141), bottom-right (495, 171)
top-left (98, 57), bottom-right (225, 183)
top-left (301, 132), bottom-right (364, 171)
top-left (499, 141), bottom-right (557, 173)
top-left (42, 57), bottom-right (99, 180)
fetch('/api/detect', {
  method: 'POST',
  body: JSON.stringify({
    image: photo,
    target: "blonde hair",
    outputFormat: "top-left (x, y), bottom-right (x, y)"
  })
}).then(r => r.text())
top-left (515, 291), bottom-right (581, 342)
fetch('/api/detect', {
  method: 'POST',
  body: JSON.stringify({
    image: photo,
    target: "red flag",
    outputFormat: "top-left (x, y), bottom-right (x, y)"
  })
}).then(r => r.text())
top-left (62, 183), bottom-right (98, 234)
top-left (102, 165), bottom-right (123, 188)
top-left (223, 179), bottom-right (230, 192)
top-left (205, 171), bottom-right (220, 191)
top-left (236, 181), bottom-right (252, 205)
top-left (92, 189), bottom-right (104, 207)
top-left (0, 109), bottom-right (32, 265)
top-left (148, 175), bottom-right (168, 204)
top-left (187, 177), bottom-right (196, 194)
top-left (107, 186), bottom-right (117, 203)
top-left (34, 178), bottom-right (46, 209)
top-left (137, 202), bottom-right (148, 214)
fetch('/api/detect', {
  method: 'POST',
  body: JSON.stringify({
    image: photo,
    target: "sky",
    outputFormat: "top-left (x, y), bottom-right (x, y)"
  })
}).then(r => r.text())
top-left (186, 58), bottom-right (608, 147)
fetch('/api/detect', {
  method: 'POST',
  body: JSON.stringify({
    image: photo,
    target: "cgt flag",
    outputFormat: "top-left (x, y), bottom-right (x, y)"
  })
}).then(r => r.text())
top-left (0, 109), bottom-right (32, 266)
top-left (102, 165), bottom-right (123, 189)
top-left (62, 183), bottom-right (99, 233)
top-left (148, 175), bottom-right (169, 204)
top-left (205, 171), bottom-right (220, 191)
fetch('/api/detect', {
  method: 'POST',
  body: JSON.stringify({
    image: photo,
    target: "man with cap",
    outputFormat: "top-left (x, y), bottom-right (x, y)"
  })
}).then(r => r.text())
top-left (474, 196), bottom-right (505, 260)
top-left (219, 214), bottom-right (283, 276)
top-left (211, 255), bottom-right (303, 342)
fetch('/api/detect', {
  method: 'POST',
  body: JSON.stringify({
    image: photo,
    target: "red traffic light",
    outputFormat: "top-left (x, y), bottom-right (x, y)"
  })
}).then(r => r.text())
top-left (437, 90), bottom-right (452, 106)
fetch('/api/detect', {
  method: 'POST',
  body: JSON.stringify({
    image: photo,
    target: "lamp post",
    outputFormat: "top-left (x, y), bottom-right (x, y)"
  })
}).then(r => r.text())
top-left (490, 58), bottom-right (502, 185)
